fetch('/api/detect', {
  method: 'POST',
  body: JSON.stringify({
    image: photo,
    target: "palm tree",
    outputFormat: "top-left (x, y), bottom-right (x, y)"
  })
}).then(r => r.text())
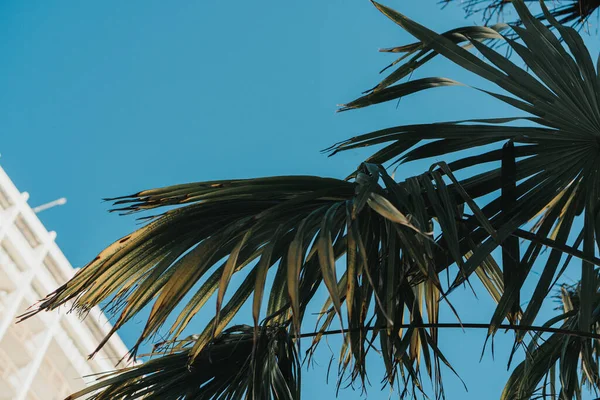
top-left (17, 0), bottom-right (600, 398)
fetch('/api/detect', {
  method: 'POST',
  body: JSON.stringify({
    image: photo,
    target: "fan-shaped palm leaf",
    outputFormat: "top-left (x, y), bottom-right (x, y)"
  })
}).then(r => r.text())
top-left (331, 0), bottom-right (600, 343)
top-left (502, 274), bottom-right (600, 399)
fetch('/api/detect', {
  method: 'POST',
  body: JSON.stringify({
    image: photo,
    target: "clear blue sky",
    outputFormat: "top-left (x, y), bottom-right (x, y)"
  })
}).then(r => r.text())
top-left (1, 1), bottom-right (597, 398)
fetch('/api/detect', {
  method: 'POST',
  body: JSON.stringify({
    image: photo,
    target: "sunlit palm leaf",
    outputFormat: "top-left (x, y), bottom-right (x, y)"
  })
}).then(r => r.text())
top-left (20, 175), bottom-right (356, 358)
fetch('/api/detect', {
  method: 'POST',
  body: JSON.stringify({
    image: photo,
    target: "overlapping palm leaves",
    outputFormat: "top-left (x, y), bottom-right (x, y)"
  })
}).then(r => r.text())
top-left (335, 0), bottom-right (600, 339)
top-left (65, 325), bottom-right (301, 400)
top-left (502, 273), bottom-right (600, 399)
top-left (441, 0), bottom-right (600, 30)
top-left (329, 0), bottom-right (600, 396)
top-left (21, 165), bottom-right (493, 398)
top-left (18, 0), bottom-right (600, 398)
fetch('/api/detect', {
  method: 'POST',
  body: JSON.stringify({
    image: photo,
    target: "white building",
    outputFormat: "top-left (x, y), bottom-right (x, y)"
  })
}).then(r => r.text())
top-left (0, 165), bottom-right (131, 400)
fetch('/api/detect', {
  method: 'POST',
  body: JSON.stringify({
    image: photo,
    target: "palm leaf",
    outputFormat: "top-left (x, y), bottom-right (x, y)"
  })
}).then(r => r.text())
top-left (65, 325), bottom-right (300, 400)
top-left (20, 162), bottom-right (489, 398)
top-left (502, 276), bottom-right (600, 399)
top-left (330, 0), bottom-right (600, 340)
top-left (441, 0), bottom-right (600, 31)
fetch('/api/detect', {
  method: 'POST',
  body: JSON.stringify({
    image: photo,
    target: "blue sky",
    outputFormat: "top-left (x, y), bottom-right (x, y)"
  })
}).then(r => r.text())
top-left (1, 1), bottom-right (597, 399)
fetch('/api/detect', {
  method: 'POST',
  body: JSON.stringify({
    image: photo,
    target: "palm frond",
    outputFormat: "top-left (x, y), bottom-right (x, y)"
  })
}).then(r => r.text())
top-left (20, 175), bottom-right (357, 358)
top-left (441, 0), bottom-right (600, 31)
top-left (330, 0), bottom-right (600, 340)
top-left (502, 274), bottom-right (600, 399)
top-left (372, 24), bottom-right (508, 94)
top-left (19, 162), bottom-right (493, 398)
top-left (65, 325), bottom-right (300, 400)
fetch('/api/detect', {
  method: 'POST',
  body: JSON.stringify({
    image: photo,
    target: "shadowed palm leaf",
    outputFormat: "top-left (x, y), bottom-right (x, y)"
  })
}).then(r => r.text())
top-left (333, 0), bottom-right (600, 343)
top-left (503, 274), bottom-right (600, 399)
top-left (441, 0), bottom-right (600, 30)
top-left (66, 325), bottom-right (301, 400)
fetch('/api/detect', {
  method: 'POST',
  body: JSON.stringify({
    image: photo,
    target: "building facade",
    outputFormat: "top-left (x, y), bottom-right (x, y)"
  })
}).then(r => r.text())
top-left (0, 165), bottom-right (131, 400)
